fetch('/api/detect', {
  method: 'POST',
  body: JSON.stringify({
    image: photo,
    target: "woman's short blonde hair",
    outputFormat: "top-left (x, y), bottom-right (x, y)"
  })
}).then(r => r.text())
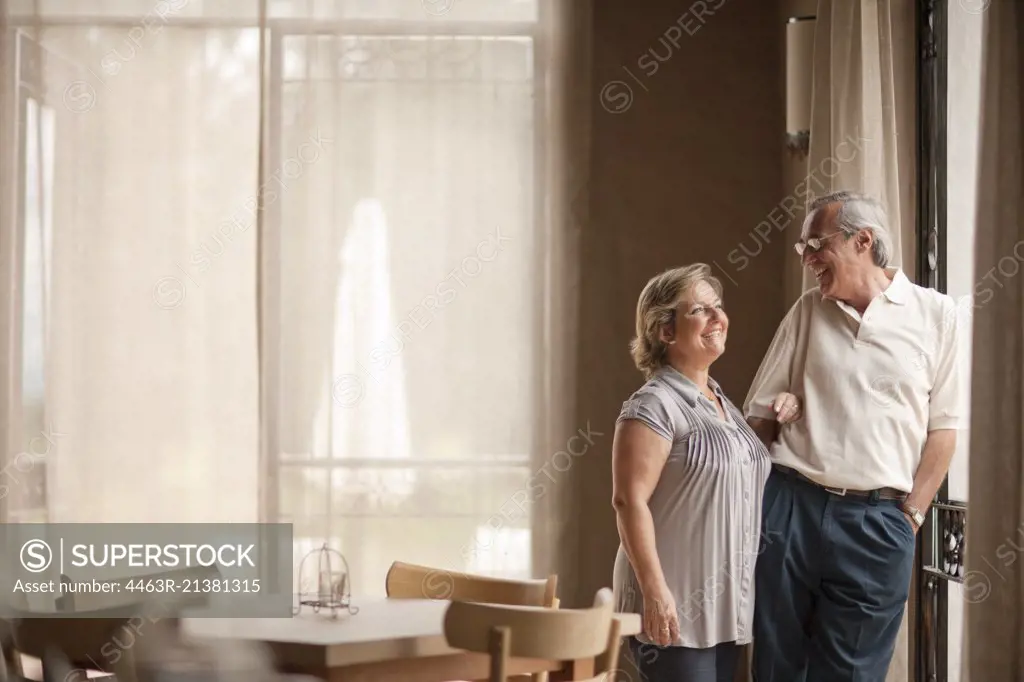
top-left (629, 263), bottom-right (723, 379)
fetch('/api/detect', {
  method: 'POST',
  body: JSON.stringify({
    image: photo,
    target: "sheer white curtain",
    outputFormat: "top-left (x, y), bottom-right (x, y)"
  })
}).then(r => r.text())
top-left (3, 0), bottom-right (262, 523)
top-left (2, 0), bottom-right (581, 598)
top-left (262, 1), bottom-right (549, 595)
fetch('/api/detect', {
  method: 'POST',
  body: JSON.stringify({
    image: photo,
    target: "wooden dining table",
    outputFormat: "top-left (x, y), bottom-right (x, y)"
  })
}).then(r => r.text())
top-left (182, 597), bottom-right (641, 682)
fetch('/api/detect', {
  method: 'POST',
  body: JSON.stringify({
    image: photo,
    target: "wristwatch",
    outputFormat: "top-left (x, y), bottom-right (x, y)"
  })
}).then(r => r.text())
top-left (902, 503), bottom-right (926, 528)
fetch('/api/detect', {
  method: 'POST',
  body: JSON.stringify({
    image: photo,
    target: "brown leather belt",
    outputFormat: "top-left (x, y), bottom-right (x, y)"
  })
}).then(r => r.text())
top-left (773, 464), bottom-right (908, 501)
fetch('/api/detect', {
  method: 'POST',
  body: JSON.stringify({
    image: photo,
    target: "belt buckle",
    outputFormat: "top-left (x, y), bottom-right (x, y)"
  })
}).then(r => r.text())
top-left (823, 486), bottom-right (847, 496)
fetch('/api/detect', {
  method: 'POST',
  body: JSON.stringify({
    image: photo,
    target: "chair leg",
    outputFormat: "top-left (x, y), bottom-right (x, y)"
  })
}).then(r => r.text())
top-left (488, 626), bottom-right (511, 682)
top-left (594, 619), bottom-right (622, 681)
top-left (1, 637), bottom-right (22, 679)
top-left (40, 648), bottom-right (80, 682)
top-left (108, 644), bottom-right (138, 682)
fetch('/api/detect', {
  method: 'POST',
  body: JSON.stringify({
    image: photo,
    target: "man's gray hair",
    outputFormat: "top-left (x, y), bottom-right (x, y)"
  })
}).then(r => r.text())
top-left (808, 191), bottom-right (893, 267)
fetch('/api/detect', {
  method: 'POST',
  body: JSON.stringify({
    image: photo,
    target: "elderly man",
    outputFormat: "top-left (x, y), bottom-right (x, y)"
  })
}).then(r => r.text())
top-left (744, 190), bottom-right (962, 681)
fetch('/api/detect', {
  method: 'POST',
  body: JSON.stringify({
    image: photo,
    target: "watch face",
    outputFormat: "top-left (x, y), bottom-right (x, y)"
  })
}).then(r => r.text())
top-left (903, 505), bottom-right (925, 525)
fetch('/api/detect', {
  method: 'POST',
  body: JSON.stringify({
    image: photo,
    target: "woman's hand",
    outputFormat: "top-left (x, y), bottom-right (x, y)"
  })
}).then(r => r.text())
top-left (773, 392), bottom-right (803, 424)
top-left (642, 583), bottom-right (680, 646)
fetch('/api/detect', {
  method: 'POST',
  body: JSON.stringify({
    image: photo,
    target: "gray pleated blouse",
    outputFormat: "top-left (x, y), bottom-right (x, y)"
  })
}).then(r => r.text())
top-left (612, 366), bottom-right (772, 648)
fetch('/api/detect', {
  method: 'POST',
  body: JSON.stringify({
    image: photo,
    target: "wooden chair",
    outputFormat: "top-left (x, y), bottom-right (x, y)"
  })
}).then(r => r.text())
top-left (385, 561), bottom-right (559, 608)
top-left (443, 587), bottom-right (621, 682)
top-left (9, 605), bottom-right (141, 682)
top-left (4, 565), bottom-right (221, 682)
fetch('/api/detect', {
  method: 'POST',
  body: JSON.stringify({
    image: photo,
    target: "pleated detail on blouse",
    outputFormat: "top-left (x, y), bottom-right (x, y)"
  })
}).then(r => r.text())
top-left (612, 366), bottom-right (772, 648)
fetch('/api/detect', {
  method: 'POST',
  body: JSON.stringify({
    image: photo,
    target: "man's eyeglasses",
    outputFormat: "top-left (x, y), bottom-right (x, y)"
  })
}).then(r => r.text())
top-left (794, 231), bottom-right (843, 256)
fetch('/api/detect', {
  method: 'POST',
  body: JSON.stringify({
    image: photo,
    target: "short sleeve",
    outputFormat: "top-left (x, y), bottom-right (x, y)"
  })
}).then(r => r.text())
top-left (743, 300), bottom-right (800, 420)
top-left (928, 296), bottom-right (964, 430)
top-left (617, 389), bottom-right (675, 443)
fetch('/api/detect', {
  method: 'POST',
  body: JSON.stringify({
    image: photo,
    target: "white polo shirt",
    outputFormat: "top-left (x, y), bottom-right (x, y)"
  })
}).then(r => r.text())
top-left (743, 268), bottom-right (963, 492)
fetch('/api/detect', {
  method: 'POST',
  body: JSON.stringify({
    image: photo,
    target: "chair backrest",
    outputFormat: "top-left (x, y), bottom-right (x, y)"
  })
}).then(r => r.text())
top-left (385, 561), bottom-right (558, 607)
top-left (443, 587), bottom-right (620, 682)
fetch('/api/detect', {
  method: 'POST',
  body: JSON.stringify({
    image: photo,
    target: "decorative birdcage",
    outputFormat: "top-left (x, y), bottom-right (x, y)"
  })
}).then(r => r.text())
top-left (293, 543), bottom-right (359, 618)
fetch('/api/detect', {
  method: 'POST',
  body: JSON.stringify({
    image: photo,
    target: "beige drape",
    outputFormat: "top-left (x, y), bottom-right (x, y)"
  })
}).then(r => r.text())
top-left (784, 2), bottom-right (917, 680)
top-left (530, 0), bottom-right (591, 594)
top-left (965, 1), bottom-right (1024, 679)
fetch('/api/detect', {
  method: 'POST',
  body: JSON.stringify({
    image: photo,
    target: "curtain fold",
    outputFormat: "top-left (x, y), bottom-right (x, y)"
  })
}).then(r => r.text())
top-left (530, 0), bottom-right (590, 597)
top-left (965, 1), bottom-right (1024, 679)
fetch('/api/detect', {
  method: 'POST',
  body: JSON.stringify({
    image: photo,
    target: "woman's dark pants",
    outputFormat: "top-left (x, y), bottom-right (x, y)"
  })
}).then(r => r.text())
top-left (629, 638), bottom-right (740, 682)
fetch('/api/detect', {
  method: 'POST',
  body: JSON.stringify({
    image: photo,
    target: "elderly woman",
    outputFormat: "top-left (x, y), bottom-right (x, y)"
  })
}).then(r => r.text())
top-left (611, 264), bottom-right (799, 682)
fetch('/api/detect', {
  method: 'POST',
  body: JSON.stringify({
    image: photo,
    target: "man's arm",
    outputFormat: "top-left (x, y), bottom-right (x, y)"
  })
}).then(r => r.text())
top-left (905, 297), bottom-right (964, 531)
top-left (904, 430), bottom-right (956, 530)
top-left (743, 299), bottom-right (801, 443)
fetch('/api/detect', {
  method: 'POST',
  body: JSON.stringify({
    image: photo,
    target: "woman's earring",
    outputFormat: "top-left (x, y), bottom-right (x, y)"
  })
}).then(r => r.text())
top-left (666, 340), bottom-right (677, 345)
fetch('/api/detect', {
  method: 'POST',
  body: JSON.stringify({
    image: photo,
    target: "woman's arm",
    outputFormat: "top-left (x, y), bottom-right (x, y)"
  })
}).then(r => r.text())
top-left (746, 416), bottom-right (778, 448)
top-left (611, 419), bottom-right (671, 596)
top-left (747, 392), bottom-right (802, 447)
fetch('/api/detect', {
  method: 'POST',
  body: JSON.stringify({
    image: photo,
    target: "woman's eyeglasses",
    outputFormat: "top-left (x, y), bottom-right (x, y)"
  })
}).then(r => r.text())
top-left (794, 231), bottom-right (843, 256)
top-left (682, 303), bottom-right (724, 318)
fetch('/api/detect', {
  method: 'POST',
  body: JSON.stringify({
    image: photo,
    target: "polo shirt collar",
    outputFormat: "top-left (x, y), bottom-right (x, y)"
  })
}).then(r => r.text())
top-left (882, 267), bottom-right (910, 305)
top-left (827, 267), bottom-right (910, 312)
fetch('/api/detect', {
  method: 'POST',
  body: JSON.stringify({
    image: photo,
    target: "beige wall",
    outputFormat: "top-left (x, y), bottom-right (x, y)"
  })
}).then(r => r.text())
top-left (565, 0), bottom-right (787, 609)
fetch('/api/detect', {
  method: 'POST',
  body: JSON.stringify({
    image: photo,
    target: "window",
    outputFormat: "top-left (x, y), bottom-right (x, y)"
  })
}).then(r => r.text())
top-left (3, 2), bottom-right (549, 593)
top-left (266, 5), bottom-right (542, 596)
